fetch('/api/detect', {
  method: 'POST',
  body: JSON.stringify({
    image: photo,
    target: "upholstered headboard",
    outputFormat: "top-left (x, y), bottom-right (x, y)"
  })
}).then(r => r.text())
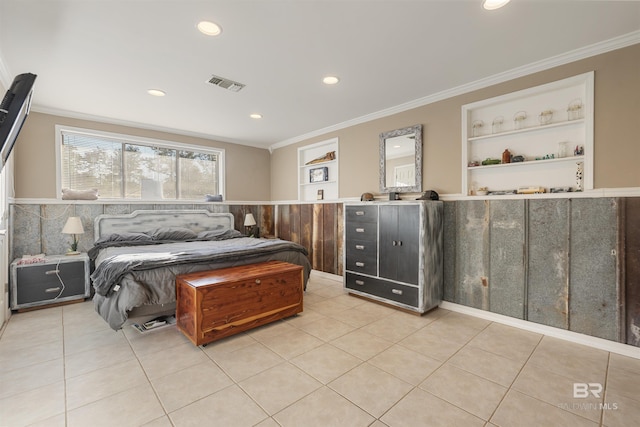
top-left (94, 210), bottom-right (235, 240)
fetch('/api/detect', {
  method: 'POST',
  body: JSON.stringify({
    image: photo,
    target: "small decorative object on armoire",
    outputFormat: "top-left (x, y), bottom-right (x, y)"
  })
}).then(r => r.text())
top-left (416, 190), bottom-right (439, 201)
top-left (388, 192), bottom-right (400, 200)
top-left (360, 192), bottom-right (374, 201)
top-left (62, 216), bottom-right (84, 255)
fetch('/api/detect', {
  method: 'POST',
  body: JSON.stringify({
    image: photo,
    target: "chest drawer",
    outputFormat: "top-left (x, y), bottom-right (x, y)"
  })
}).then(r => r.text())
top-left (345, 272), bottom-right (418, 307)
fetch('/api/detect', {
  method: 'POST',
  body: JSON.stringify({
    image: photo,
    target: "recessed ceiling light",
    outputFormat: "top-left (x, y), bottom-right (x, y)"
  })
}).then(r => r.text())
top-left (250, 113), bottom-right (263, 119)
top-left (323, 76), bottom-right (340, 85)
top-left (482, 0), bottom-right (510, 10)
top-left (147, 89), bottom-right (166, 97)
top-left (197, 21), bottom-right (222, 36)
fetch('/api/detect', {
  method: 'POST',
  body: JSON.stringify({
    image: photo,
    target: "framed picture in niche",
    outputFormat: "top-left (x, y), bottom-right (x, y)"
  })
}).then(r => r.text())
top-left (309, 167), bottom-right (328, 183)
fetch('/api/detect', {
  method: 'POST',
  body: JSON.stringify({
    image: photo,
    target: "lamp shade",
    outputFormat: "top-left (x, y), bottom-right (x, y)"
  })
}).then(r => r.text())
top-left (244, 213), bottom-right (257, 227)
top-left (62, 217), bottom-right (85, 235)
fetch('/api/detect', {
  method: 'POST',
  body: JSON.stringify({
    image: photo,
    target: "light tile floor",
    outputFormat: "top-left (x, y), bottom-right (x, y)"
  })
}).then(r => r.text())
top-left (1, 273), bottom-right (639, 427)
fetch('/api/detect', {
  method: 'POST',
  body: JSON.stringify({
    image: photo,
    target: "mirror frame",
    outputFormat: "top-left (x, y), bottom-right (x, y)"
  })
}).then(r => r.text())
top-left (379, 124), bottom-right (422, 194)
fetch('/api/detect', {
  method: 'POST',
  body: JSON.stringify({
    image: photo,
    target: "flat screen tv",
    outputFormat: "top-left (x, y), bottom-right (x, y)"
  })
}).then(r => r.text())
top-left (0, 73), bottom-right (37, 169)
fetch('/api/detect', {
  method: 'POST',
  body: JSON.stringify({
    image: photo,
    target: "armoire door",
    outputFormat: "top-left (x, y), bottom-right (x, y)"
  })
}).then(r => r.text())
top-left (379, 204), bottom-right (420, 284)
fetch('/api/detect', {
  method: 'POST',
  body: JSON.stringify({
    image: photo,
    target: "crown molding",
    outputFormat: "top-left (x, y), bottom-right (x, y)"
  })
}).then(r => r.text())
top-left (30, 106), bottom-right (270, 150)
top-left (270, 30), bottom-right (640, 151)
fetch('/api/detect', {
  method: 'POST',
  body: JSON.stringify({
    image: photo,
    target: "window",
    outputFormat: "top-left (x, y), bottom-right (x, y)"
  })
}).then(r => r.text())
top-left (57, 126), bottom-right (224, 200)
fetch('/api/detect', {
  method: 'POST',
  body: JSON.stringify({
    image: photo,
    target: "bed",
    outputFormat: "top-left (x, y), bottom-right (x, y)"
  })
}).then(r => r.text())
top-left (89, 210), bottom-right (311, 330)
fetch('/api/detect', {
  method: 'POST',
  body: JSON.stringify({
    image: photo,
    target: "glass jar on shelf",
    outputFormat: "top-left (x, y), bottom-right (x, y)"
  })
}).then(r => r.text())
top-left (471, 120), bottom-right (484, 137)
top-left (492, 116), bottom-right (504, 134)
top-left (567, 99), bottom-right (583, 121)
top-left (513, 111), bottom-right (527, 130)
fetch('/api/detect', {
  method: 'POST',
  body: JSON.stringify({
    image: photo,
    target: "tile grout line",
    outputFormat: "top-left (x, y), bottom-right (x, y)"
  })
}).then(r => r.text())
top-left (600, 352), bottom-right (611, 427)
top-left (122, 324), bottom-right (174, 425)
top-left (483, 328), bottom-right (545, 424)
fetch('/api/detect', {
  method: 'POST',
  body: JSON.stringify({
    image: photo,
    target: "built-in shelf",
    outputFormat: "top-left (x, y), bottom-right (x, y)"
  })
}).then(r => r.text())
top-left (468, 155), bottom-right (584, 170)
top-left (297, 138), bottom-right (339, 201)
top-left (462, 72), bottom-right (593, 196)
top-left (300, 159), bottom-right (337, 169)
top-left (468, 118), bottom-right (585, 142)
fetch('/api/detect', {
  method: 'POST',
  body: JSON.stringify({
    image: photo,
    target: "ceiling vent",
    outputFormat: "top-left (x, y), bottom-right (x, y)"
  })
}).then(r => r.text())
top-left (206, 74), bottom-right (245, 92)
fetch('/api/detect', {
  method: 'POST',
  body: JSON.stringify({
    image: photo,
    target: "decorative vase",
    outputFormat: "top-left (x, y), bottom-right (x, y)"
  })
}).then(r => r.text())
top-left (502, 149), bottom-right (511, 164)
top-left (576, 162), bottom-right (584, 192)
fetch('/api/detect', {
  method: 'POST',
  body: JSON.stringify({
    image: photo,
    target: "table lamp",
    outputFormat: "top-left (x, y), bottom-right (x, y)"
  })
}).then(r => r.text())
top-left (62, 216), bottom-right (84, 255)
top-left (244, 213), bottom-right (257, 237)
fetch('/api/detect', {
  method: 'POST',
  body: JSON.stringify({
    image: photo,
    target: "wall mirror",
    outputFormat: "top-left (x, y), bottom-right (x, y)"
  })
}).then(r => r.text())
top-left (379, 124), bottom-right (422, 193)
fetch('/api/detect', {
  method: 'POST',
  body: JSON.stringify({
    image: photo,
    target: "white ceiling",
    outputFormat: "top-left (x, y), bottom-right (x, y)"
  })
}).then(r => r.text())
top-left (1, 1), bottom-right (639, 150)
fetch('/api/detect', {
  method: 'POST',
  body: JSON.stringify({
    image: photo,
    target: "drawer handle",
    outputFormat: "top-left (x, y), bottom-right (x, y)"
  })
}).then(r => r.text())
top-left (392, 240), bottom-right (403, 246)
top-left (45, 270), bottom-right (60, 275)
top-left (355, 211), bottom-right (365, 216)
top-left (355, 228), bottom-right (365, 233)
top-left (255, 279), bottom-right (261, 284)
top-left (45, 287), bottom-right (61, 293)
top-left (355, 280), bottom-right (365, 286)
top-left (355, 262), bottom-right (365, 267)
top-left (392, 289), bottom-right (403, 295)
top-left (355, 245), bottom-right (365, 250)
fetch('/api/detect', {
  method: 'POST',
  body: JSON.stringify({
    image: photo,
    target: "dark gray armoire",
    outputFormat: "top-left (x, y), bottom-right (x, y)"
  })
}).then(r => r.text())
top-left (344, 201), bottom-right (443, 313)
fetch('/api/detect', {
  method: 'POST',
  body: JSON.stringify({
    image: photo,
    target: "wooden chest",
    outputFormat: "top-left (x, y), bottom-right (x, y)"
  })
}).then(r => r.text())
top-left (175, 261), bottom-right (304, 346)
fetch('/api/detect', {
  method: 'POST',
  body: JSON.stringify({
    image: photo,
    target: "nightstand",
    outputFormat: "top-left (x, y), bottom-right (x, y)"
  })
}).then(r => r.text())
top-left (10, 253), bottom-right (90, 310)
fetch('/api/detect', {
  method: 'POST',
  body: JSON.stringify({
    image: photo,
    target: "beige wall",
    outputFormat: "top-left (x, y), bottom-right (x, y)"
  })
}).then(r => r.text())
top-left (13, 112), bottom-right (271, 201)
top-left (11, 44), bottom-right (640, 202)
top-left (271, 44), bottom-right (640, 200)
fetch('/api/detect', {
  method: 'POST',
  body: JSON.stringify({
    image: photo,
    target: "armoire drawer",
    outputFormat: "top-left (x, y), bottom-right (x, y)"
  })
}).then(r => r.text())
top-left (345, 242), bottom-right (377, 276)
top-left (345, 205), bottom-right (378, 223)
top-left (345, 272), bottom-right (418, 307)
top-left (345, 222), bottom-right (377, 242)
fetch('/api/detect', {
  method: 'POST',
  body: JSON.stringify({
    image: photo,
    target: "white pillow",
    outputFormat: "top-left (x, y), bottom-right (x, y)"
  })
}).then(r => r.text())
top-left (61, 188), bottom-right (99, 200)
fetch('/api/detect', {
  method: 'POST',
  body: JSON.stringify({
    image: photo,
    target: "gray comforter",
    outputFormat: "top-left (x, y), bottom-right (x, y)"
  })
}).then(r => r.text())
top-left (91, 237), bottom-right (311, 330)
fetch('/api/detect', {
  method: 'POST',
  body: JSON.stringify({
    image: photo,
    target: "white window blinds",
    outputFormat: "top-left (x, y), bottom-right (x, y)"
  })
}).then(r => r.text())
top-left (60, 129), bottom-right (222, 200)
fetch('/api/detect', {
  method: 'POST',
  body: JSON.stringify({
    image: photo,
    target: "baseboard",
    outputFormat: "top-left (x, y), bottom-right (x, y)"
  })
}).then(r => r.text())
top-left (310, 270), bottom-right (343, 283)
top-left (440, 301), bottom-right (640, 360)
